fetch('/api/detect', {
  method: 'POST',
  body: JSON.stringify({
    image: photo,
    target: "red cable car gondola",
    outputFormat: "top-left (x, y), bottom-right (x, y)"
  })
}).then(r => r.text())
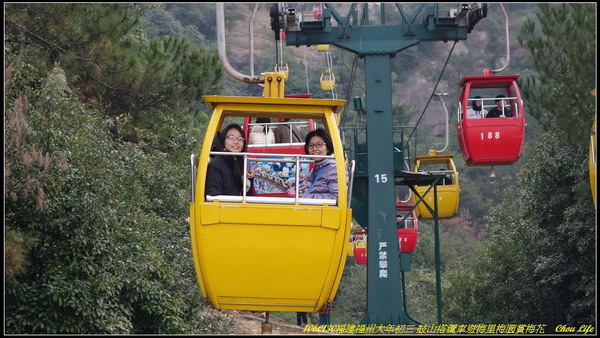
top-left (352, 201), bottom-right (419, 265)
top-left (352, 231), bottom-right (367, 265)
top-left (396, 201), bottom-right (419, 254)
top-left (457, 71), bottom-right (526, 166)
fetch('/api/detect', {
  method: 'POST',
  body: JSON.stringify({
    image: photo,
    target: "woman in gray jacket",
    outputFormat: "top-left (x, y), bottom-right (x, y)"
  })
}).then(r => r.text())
top-left (303, 128), bottom-right (338, 200)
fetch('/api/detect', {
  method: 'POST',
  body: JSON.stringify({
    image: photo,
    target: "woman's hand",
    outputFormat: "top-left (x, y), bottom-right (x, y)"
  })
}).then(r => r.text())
top-left (246, 163), bottom-right (260, 179)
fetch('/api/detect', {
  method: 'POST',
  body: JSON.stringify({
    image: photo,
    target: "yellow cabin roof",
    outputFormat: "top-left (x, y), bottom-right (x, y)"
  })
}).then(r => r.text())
top-left (202, 95), bottom-right (346, 114)
top-left (414, 153), bottom-right (456, 162)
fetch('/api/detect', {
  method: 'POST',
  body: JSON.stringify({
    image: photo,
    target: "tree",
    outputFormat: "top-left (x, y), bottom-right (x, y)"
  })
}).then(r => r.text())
top-left (517, 3), bottom-right (596, 145)
top-left (443, 4), bottom-right (596, 329)
top-left (5, 3), bottom-right (231, 333)
top-left (4, 56), bottom-right (232, 335)
top-left (141, 6), bottom-right (208, 48)
top-left (162, 3), bottom-right (244, 44)
top-left (5, 3), bottom-right (223, 143)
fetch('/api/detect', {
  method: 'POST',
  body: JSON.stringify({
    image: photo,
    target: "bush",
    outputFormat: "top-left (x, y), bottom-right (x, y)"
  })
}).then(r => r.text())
top-left (5, 58), bottom-right (231, 334)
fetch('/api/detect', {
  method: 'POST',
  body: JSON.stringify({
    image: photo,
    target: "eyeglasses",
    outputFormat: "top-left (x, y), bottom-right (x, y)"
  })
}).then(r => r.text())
top-left (308, 142), bottom-right (326, 149)
top-left (226, 135), bottom-right (245, 143)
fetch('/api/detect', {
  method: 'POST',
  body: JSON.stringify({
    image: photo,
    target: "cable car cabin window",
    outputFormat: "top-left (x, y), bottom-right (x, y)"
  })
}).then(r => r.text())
top-left (205, 114), bottom-right (341, 206)
top-left (461, 86), bottom-right (521, 120)
top-left (247, 119), bottom-right (276, 147)
top-left (399, 215), bottom-right (416, 229)
top-left (416, 163), bottom-right (454, 185)
top-left (206, 152), bottom-right (339, 206)
top-left (257, 119), bottom-right (308, 147)
top-left (313, 3), bottom-right (323, 20)
top-left (243, 117), bottom-right (314, 156)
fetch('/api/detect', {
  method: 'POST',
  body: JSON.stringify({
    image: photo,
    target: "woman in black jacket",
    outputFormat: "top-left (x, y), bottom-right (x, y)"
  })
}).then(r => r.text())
top-left (205, 123), bottom-right (255, 196)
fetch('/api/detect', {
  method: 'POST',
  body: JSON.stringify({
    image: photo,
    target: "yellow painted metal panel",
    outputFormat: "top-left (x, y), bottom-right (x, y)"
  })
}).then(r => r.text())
top-left (198, 223), bottom-right (339, 311)
top-left (200, 202), bottom-right (220, 225)
top-left (413, 152), bottom-right (460, 219)
top-left (218, 204), bottom-right (323, 227)
top-left (189, 203), bottom-right (207, 298)
top-left (347, 243), bottom-right (355, 257)
top-left (413, 185), bottom-right (460, 219)
top-left (202, 95), bottom-right (345, 113)
top-left (324, 208), bottom-right (353, 305)
top-left (218, 296), bottom-right (316, 311)
top-left (263, 71), bottom-right (287, 98)
top-left (321, 207), bottom-right (341, 229)
top-left (316, 44), bottom-right (330, 51)
top-left (320, 71), bottom-right (336, 91)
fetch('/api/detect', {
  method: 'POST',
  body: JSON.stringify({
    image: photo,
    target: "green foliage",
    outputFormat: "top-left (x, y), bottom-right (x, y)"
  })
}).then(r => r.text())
top-left (5, 3), bottom-right (223, 144)
top-left (517, 3), bottom-right (596, 145)
top-left (443, 4), bottom-right (596, 329)
top-left (5, 57), bottom-right (232, 334)
top-left (4, 4), bottom-right (231, 333)
top-left (331, 261), bottom-right (367, 324)
top-left (160, 3), bottom-right (244, 46)
top-left (4, 228), bottom-right (39, 278)
top-left (446, 133), bottom-right (595, 328)
top-left (404, 267), bottom-right (439, 325)
top-left (142, 7), bottom-right (208, 48)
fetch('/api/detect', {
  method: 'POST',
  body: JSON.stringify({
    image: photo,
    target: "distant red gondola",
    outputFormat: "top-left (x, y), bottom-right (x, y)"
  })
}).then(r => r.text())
top-left (353, 231), bottom-right (367, 264)
top-left (457, 72), bottom-right (526, 166)
top-left (352, 201), bottom-right (419, 265)
top-left (396, 201), bottom-right (418, 254)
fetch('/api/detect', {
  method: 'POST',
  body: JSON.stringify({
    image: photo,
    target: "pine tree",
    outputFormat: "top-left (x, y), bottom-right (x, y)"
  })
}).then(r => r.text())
top-left (5, 4), bottom-right (231, 334)
top-left (5, 3), bottom-right (223, 143)
top-left (517, 3), bottom-right (595, 145)
top-left (444, 4), bottom-right (596, 329)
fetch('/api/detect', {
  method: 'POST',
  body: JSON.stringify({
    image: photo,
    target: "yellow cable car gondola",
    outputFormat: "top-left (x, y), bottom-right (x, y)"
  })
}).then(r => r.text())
top-left (316, 44), bottom-right (330, 52)
top-left (590, 114), bottom-right (596, 208)
top-left (320, 70), bottom-right (335, 91)
top-left (411, 150), bottom-right (460, 219)
top-left (189, 94), bottom-right (352, 313)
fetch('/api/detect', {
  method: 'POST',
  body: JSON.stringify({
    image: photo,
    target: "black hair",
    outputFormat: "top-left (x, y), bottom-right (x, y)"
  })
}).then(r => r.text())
top-left (256, 117), bottom-right (271, 124)
top-left (304, 128), bottom-right (334, 155)
top-left (210, 131), bottom-right (224, 156)
top-left (472, 95), bottom-right (483, 111)
top-left (495, 94), bottom-right (506, 103)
